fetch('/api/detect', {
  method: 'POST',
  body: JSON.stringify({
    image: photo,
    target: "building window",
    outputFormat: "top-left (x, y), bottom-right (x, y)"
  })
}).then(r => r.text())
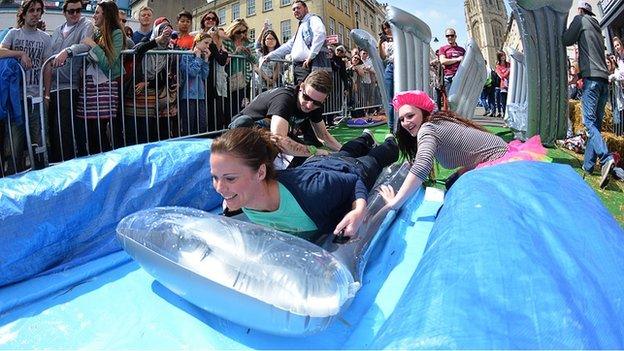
top-left (344, 0), bottom-right (349, 15)
top-left (363, 10), bottom-right (368, 27)
top-left (249, 28), bottom-right (256, 41)
top-left (280, 20), bottom-right (291, 42)
top-left (337, 0), bottom-right (342, 11)
top-left (232, 2), bottom-right (240, 21)
top-left (345, 26), bottom-right (351, 48)
top-left (280, 0), bottom-right (290, 6)
top-left (247, 0), bottom-right (256, 16)
top-left (369, 14), bottom-right (374, 30)
top-left (218, 8), bottom-right (226, 25)
top-left (263, 0), bottom-right (272, 11)
top-left (338, 22), bottom-right (345, 44)
top-left (329, 17), bottom-right (335, 35)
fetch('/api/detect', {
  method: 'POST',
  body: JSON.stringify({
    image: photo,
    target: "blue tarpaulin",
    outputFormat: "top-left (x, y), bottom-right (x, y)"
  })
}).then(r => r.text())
top-left (0, 142), bottom-right (622, 348)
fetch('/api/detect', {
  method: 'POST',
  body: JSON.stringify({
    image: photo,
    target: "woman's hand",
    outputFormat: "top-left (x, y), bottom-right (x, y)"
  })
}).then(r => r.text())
top-left (134, 81), bottom-right (147, 94)
top-left (334, 199), bottom-right (367, 237)
top-left (378, 185), bottom-right (397, 208)
top-left (82, 37), bottom-right (97, 48)
top-left (156, 27), bottom-right (172, 46)
top-left (20, 52), bottom-right (33, 69)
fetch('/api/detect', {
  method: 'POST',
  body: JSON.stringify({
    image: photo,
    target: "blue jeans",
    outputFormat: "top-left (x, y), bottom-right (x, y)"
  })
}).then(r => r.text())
top-left (384, 63), bottom-right (394, 130)
top-left (581, 77), bottom-right (612, 172)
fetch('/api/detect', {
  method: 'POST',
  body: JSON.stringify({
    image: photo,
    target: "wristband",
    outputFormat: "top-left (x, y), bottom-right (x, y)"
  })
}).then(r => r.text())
top-left (307, 145), bottom-right (317, 156)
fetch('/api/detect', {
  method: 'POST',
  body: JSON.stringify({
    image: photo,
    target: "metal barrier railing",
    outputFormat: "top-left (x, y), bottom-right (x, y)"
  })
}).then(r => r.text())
top-left (1, 60), bottom-right (35, 178)
top-left (2, 48), bottom-right (385, 178)
top-left (609, 82), bottom-right (623, 137)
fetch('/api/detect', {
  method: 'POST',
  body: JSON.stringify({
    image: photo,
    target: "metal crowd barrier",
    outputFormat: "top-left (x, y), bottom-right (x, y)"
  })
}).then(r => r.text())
top-left (1, 61), bottom-right (35, 178)
top-left (2, 48), bottom-right (384, 178)
top-left (610, 82), bottom-right (623, 137)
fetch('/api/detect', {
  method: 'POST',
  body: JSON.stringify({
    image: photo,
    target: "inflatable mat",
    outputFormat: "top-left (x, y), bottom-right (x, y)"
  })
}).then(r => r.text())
top-left (1, 140), bottom-right (623, 348)
top-left (345, 115), bottom-right (388, 128)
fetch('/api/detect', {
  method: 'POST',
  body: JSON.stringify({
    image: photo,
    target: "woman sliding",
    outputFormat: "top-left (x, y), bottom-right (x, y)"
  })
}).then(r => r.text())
top-left (210, 127), bottom-right (398, 242)
top-left (379, 90), bottom-right (549, 210)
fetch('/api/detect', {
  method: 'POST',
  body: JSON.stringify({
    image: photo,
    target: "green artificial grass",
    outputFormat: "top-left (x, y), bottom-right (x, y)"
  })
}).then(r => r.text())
top-left (329, 122), bottom-right (624, 227)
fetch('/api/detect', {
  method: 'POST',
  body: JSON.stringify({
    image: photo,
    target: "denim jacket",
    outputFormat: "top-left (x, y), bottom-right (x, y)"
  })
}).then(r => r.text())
top-left (179, 54), bottom-right (210, 100)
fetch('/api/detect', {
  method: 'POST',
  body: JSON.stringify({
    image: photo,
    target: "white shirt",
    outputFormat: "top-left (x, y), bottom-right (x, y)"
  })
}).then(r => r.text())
top-left (266, 13), bottom-right (326, 63)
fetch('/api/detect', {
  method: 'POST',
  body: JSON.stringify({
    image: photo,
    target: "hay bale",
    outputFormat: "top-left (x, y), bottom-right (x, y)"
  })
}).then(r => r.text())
top-left (604, 132), bottom-right (624, 158)
top-left (568, 100), bottom-right (614, 135)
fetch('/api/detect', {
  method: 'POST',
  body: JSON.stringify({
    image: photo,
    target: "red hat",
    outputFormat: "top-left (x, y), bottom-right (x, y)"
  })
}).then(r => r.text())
top-left (154, 17), bottom-right (169, 26)
top-left (392, 90), bottom-right (436, 113)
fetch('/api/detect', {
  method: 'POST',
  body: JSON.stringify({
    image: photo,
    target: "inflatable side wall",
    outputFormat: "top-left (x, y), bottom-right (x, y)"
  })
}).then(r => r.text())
top-left (506, 49), bottom-right (529, 138)
top-left (448, 38), bottom-right (488, 118)
top-left (386, 5), bottom-right (432, 131)
top-left (509, 0), bottom-right (572, 145)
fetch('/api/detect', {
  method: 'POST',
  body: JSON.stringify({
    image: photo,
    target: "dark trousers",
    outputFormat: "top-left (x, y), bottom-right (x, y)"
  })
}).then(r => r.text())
top-left (48, 89), bottom-right (79, 162)
top-left (334, 135), bottom-right (399, 190)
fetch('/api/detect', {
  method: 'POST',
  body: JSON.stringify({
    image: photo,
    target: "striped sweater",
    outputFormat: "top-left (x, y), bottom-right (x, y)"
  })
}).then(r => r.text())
top-left (410, 119), bottom-right (508, 181)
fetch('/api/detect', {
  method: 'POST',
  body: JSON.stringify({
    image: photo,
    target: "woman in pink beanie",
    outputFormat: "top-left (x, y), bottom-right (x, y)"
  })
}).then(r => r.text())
top-left (379, 90), bottom-right (548, 209)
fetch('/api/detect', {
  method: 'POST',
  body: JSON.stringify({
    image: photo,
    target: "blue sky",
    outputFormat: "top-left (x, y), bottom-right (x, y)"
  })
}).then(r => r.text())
top-left (386, 0), bottom-right (512, 50)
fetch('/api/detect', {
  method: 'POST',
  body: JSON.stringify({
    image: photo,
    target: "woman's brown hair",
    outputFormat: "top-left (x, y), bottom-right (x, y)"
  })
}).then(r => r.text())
top-left (211, 127), bottom-right (280, 181)
top-left (96, 1), bottom-right (126, 65)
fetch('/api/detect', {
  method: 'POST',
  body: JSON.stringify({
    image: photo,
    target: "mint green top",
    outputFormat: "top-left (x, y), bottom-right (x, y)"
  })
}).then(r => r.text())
top-left (243, 182), bottom-right (318, 240)
top-left (90, 29), bottom-right (125, 80)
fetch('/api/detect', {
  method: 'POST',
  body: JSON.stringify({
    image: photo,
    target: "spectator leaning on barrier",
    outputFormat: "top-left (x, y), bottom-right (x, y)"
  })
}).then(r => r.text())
top-left (254, 21), bottom-right (281, 92)
top-left (118, 10), bottom-right (135, 48)
top-left (223, 18), bottom-right (258, 118)
top-left (174, 10), bottom-right (193, 50)
top-left (438, 28), bottom-right (465, 97)
top-left (228, 70), bottom-right (342, 160)
top-left (48, 0), bottom-right (94, 162)
top-left (179, 33), bottom-right (211, 136)
top-left (132, 6), bottom-right (153, 44)
top-left (0, 0), bottom-right (53, 171)
top-left (75, 1), bottom-right (126, 155)
top-left (261, 0), bottom-right (330, 84)
top-left (563, 0), bottom-right (615, 188)
top-left (199, 11), bottom-right (229, 130)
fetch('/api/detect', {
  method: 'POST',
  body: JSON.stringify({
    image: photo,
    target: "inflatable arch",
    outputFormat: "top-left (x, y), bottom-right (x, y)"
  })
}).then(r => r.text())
top-left (447, 38), bottom-right (488, 118)
top-left (508, 0), bottom-right (572, 145)
top-left (506, 49), bottom-right (529, 138)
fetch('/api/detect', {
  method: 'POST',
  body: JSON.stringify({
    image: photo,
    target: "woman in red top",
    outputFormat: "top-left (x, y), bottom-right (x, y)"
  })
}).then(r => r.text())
top-left (495, 51), bottom-right (510, 118)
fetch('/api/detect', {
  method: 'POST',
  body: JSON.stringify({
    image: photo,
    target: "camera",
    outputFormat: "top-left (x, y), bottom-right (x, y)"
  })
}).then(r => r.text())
top-left (207, 26), bottom-right (218, 35)
top-left (170, 31), bottom-right (179, 40)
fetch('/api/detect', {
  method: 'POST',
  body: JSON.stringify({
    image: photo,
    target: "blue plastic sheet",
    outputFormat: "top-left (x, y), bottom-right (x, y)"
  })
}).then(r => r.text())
top-left (0, 139), bottom-right (222, 288)
top-left (1, 147), bottom-right (623, 348)
top-left (370, 162), bottom-right (624, 349)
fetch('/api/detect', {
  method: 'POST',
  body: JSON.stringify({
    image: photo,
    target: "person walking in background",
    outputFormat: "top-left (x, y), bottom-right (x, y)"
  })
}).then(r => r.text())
top-left (495, 51), bottom-right (510, 118)
top-left (438, 28), bottom-right (465, 98)
top-left (563, 0), bottom-right (615, 188)
top-left (379, 21), bottom-right (395, 130)
top-left (261, 0), bottom-right (330, 84)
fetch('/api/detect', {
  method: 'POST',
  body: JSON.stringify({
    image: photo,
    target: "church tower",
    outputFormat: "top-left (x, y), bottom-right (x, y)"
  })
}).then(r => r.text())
top-left (464, 0), bottom-right (509, 68)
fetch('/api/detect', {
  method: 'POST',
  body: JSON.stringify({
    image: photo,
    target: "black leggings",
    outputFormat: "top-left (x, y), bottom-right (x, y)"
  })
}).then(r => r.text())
top-left (334, 135), bottom-right (399, 190)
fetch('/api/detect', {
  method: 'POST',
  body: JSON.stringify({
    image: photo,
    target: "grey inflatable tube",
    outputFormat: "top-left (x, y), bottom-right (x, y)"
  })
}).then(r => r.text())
top-left (116, 163), bottom-right (410, 336)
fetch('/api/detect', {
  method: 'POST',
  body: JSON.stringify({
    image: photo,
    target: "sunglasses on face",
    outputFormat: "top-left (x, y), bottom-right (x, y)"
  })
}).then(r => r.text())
top-left (446, 34), bottom-right (456, 38)
top-left (235, 29), bottom-right (248, 35)
top-left (301, 90), bottom-right (324, 107)
top-left (66, 8), bottom-right (82, 14)
top-left (205, 16), bottom-right (217, 21)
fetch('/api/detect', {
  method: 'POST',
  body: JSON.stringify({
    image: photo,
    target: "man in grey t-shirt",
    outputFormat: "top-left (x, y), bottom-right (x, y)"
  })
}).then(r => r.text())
top-left (0, 0), bottom-right (53, 170)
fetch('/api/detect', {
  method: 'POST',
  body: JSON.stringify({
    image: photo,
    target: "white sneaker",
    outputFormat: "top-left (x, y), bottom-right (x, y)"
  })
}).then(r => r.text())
top-left (599, 158), bottom-right (615, 189)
